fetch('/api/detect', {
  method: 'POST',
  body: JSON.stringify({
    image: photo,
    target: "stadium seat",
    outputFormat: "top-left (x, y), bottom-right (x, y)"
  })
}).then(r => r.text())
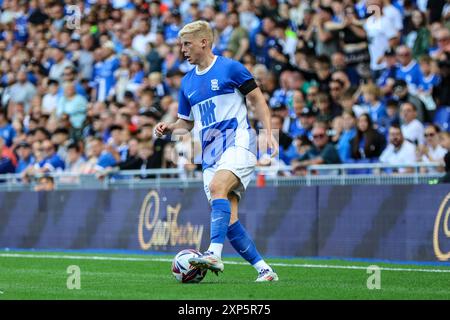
top-left (433, 106), bottom-right (450, 132)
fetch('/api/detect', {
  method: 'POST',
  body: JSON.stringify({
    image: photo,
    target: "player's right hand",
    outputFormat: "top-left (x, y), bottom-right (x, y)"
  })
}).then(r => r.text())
top-left (154, 122), bottom-right (170, 137)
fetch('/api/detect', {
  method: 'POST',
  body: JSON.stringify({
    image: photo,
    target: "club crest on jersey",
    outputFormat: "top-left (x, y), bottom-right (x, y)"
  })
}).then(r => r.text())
top-left (211, 79), bottom-right (220, 91)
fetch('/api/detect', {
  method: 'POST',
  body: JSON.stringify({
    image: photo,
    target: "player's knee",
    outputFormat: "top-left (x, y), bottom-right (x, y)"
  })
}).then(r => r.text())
top-left (208, 180), bottom-right (228, 198)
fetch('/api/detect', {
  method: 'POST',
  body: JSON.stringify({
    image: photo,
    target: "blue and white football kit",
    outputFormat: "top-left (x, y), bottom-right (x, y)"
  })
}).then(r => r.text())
top-left (179, 55), bottom-right (278, 281)
top-left (177, 55), bottom-right (257, 202)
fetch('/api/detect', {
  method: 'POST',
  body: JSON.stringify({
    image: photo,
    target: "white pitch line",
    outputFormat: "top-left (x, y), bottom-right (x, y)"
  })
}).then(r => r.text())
top-left (1, 253), bottom-right (450, 274)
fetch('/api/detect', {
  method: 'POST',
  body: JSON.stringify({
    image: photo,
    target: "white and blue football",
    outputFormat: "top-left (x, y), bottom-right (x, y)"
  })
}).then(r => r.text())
top-left (172, 249), bottom-right (207, 283)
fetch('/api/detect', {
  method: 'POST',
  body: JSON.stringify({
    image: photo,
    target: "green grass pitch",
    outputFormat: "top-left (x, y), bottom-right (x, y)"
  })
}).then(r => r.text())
top-left (0, 250), bottom-right (449, 300)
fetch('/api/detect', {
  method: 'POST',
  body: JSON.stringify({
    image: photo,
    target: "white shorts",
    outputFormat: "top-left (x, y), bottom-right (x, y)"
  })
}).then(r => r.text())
top-left (202, 146), bottom-right (257, 202)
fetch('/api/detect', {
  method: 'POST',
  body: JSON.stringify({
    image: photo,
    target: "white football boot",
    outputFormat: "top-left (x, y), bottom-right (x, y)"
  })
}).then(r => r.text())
top-left (255, 269), bottom-right (279, 282)
top-left (188, 251), bottom-right (224, 275)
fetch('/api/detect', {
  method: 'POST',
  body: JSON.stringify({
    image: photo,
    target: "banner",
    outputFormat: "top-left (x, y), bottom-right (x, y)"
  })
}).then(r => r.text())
top-left (0, 185), bottom-right (449, 262)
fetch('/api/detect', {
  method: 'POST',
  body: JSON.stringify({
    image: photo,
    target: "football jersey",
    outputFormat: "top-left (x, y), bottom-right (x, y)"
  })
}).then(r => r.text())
top-left (395, 60), bottom-right (423, 94)
top-left (178, 56), bottom-right (256, 169)
top-left (419, 74), bottom-right (441, 92)
top-left (94, 55), bottom-right (120, 102)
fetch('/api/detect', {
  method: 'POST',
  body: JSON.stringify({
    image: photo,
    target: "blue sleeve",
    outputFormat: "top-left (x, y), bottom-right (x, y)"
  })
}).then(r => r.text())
top-left (97, 152), bottom-right (117, 169)
top-left (133, 71), bottom-right (145, 84)
top-left (177, 79), bottom-right (193, 121)
top-left (228, 60), bottom-right (254, 88)
top-left (48, 155), bottom-right (65, 170)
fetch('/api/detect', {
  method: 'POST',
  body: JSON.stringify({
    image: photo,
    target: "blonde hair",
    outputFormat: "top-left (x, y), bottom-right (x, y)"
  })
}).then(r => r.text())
top-left (149, 71), bottom-right (162, 83)
top-left (361, 83), bottom-right (380, 99)
top-left (178, 20), bottom-right (214, 48)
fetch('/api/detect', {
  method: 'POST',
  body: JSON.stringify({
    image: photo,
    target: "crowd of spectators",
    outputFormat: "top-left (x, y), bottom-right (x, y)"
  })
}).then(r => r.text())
top-left (0, 0), bottom-right (450, 183)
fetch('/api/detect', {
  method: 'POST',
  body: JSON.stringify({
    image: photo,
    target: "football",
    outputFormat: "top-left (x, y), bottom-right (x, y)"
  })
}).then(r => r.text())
top-left (172, 249), bottom-right (207, 283)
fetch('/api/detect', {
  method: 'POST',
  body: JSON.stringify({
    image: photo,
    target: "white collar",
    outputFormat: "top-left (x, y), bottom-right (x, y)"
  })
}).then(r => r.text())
top-left (369, 101), bottom-right (381, 109)
top-left (400, 60), bottom-right (417, 73)
top-left (424, 73), bottom-right (435, 82)
top-left (195, 55), bottom-right (218, 75)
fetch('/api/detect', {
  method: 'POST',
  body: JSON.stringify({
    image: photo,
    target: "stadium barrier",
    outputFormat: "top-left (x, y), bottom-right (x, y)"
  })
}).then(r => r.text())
top-left (0, 183), bottom-right (449, 263)
top-left (0, 162), bottom-right (444, 191)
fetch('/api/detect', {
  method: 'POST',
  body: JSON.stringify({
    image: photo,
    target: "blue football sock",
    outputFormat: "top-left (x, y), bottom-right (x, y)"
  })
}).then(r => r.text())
top-left (227, 220), bottom-right (262, 265)
top-left (210, 199), bottom-right (231, 247)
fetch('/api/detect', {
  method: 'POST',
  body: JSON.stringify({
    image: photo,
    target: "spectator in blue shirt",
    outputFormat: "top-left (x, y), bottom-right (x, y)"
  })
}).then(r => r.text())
top-left (378, 99), bottom-right (401, 138)
top-left (336, 110), bottom-right (357, 163)
top-left (97, 148), bottom-right (117, 170)
top-left (34, 139), bottom-right (65, 173)
top-left (0, 111), bottom-right (16, 147)
top-left (106, 125), bottom-right (128, 162)
top-left (289, 104), bottom-right (318, 141)
top-left (164, 9), bottom-right (183, 45)
top-left (377, 48), bottom-right (398, 93)
top-left (15, 141), bottom-right (35, 174)
top-left (395, 45), bottom-right (424, 94)
top-left (418, 55), bottom-right (441, 94)
top-left (89, 137), bottom-right (118, 172)
top-left (360, 83), bottom-right (388, 131)
top-left (93, 42), bottom-right (120, 102)
top-left (14, 12), bottom-right (28, 43)
top-left (129, 57), bottom-right (146, 87)
top-left (289, 90), bottom-right (309, 137)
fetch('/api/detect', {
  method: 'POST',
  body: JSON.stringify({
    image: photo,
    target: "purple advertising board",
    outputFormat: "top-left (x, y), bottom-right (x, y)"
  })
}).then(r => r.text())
top-left (0, 185), bottom-right (449, 263)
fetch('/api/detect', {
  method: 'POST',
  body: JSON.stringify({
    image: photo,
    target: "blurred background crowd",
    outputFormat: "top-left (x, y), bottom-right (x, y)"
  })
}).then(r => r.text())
top-left (0, 0), bottom-right (450, 182)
